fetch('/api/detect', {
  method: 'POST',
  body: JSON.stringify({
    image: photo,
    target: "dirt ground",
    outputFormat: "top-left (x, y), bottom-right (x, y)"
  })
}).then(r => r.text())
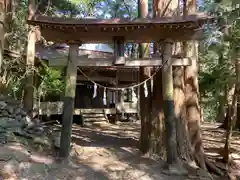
top-left (1, 121), bottom-right (239, 180)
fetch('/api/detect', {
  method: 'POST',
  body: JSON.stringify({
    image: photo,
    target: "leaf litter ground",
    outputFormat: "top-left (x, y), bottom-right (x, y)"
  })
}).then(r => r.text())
top-left (0, 121), bottom-right (237, 180)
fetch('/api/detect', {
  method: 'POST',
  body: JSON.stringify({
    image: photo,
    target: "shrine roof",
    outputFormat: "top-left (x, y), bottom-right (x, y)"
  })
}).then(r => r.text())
top-left (27, 13), bottom-right (213, 43)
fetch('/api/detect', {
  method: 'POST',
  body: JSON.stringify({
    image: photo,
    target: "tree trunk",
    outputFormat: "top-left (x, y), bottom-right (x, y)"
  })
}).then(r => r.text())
top-left (234, 54), bottom-right (240, 129)
top-left (222, 85), bottom-right (237, 163)
top-left (216, 51), bottom-right (227, 123)
top-left (146, 0), bottom-right (166, 157)
top-left (151, 69), bottom-right (165, 156)
top-left (184, 41), bottom-right (207, 170)
top-left (138, 0), bottom-right (152, 154)
top-left (183, 0), bottom-right (208, 170)
top-left (0, 0), bottom-right (5, 94)
top-left (139, 66), bottom-right (152, 153)
top-left (223, 103), bottom-right (234, 163)
top-left (173, 66), bottom-right (193, 162)
top-left (154, 0), bottom-right (192, 164)
top-left (220, 86), bottom-right (235, 129)
top-left (216, 93), bottom-right (226, 123)
top-left (172, 38), bottom-right (193, 162)
top-left (4, 0), bottom-right (12, 49)
top-left (151, 0), bottom-right (179, 159)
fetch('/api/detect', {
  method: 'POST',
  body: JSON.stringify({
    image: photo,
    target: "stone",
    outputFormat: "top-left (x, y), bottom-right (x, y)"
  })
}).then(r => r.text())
top-left (33, 136), bottom-right (51, 146)
top-left (5, 132), bottom-right (18, 143)
top-left (15, 115), bottom-right (22, 121)
top-left (7, 106), bottom-right (14, 114)
top-left (1, 109), bottom-right (9, 116)
top-left (0, 133), bottom-right (7, 144)
top-left (0, 126), bottom-right (6, 133)
top-left (0, 101), bottom-right (7, 109)
top-left (20, 109), bottom-right (27, 116)
top-left (0, 159), bottom-right (19, 179)
top-left (21, 116), bottom-right (34, 127)
top-left (14, 107), bottom-right (21, 115)
top-left (0, 117), bottom-right (23, 129)
top-left (11, 127), bottom-right (33, 139)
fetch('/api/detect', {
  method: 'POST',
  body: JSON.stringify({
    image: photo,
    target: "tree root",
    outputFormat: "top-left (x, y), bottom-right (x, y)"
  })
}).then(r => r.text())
top-left (219, 123), bottom-right (227, 129)
top-left (205, 157), bottom-right (225, 176)
top-left (162, 162), bottom-right (188, 176)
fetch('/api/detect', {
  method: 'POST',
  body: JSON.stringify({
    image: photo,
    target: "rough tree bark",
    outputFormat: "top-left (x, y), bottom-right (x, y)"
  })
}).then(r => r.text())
top-left (234, 52), bottom-right (240, 129)
top-left (223, 46), bottom-right (240, 163)
top-left (150, 0), bottom-right (180, 159)
top-left (223, 98), bottom-right (235, 163)
top-left (220, 86), bottom-right (235, 129)
top-left (0, 0), bottom-right (5, 93)
top-left (4, 0), bottom-right (12, 49)
top-left (184, 41), bottom-right (207, 169)
top-left (216, 52), bottom-right (227, 123)
top-left (183, 1), bottom-right (223, 175)
top-left (182, 0), bottom-right (208, 170)
top-left (216, 93), bottom-right (226, 123)
top-left (152, 0), bottom-right (192, 164)
top-left (160, 40), bottom-right (187, 175)
top-left (151, 65), bottom-right (165, 156)
top-left (138, 0), bottom-right (152, 154)
top-left (173, 65), bottom-right (193, 162)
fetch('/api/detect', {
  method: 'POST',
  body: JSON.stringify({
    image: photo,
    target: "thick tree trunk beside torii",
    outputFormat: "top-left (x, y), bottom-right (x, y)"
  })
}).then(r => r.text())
top-left (184, 41), bottom-right (206, 169)
top-left (173, 66), bottom-right (193, 162)
top-left (183, 0), bottom-right (208, 169)
top-left (152, 0), bottom-right (192, 166)
top-left (138, 0), bottom-right (152, 154)
top-left (182, 0), bottom-right (223, 175)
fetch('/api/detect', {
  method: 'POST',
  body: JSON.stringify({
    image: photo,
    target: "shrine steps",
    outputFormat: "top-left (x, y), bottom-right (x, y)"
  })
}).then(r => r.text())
top-left (80, 109), bottom-right (108, 125)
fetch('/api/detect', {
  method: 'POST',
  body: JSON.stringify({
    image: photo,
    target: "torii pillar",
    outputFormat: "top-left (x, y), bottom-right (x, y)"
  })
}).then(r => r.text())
top-left (60, 43), bottom-right (79, 158)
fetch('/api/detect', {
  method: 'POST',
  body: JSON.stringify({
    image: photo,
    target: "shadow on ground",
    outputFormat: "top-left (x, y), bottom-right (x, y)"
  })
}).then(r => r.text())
top-left (1, 121), bottom-right (229, 180)
top-left (69, 122), bottom-right (170, 180)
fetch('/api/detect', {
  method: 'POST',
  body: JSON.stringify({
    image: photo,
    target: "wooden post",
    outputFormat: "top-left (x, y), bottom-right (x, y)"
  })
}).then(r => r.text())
top-left (60, 44), bottom-right (78, 158)
top-left (113, 36), bottom-right (125, 65)
top-left (162, 40), bottom-right (178, 165)
top-left (106, 89), bottom-right (110, 108)
top-left (126, 89), bottom-right (130, 121)
top-left (115, 71), bottom-right (119, 121)
top-left (120, 89), bottom-right (124, 119)
top-left (0, 0), bottom-right (4, 75)
top-left (23, 30), bottom-right (36, 113)
top-left (23, 0), bottom-right (36, 113)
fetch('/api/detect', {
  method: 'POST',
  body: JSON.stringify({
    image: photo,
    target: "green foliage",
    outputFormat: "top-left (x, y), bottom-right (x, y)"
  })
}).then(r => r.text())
top-left (199, 0), bottom-right (240, 121)
top-left (96, 0), bottom-right (137, 18)
top-left (2, 0), bottom-right (29, 98)
top-left (1, 0), bottom-right (138, 102)
top-left (1, 0), bottom-right (80, 100)
top-left (7, 0), bottom-right (28, 51)
top-left (37, 0), bottom-right (81, 17)
top-left (38, 67), bottom-right (64, 100)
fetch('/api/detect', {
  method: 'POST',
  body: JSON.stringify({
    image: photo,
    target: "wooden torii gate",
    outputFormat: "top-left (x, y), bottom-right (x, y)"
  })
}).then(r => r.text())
top-left (27, 13), bottom-right (212, 158)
